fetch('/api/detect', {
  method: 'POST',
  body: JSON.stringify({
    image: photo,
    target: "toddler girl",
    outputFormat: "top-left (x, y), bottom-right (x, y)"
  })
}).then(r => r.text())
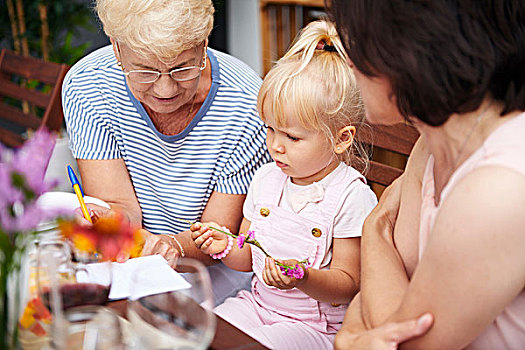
top-left (191, 20), bottom-right (377, 350)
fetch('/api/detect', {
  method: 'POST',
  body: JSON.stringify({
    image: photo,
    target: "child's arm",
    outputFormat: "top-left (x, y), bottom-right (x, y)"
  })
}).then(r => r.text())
top-left (190, 218), bottom-right (253, 272)
top-left (263, 237), bottom-right (360, 304)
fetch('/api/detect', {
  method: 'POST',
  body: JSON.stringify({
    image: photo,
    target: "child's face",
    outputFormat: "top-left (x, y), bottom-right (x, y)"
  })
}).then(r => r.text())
top-left (263, 103), bottom-right (339, 186)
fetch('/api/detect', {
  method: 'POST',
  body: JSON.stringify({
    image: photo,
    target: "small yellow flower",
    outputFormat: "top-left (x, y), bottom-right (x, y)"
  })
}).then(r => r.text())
top-left (71, 233), bottom-right (96, 252)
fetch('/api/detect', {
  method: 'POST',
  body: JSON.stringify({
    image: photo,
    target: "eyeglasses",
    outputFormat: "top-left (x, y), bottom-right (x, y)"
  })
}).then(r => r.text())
top-left (116, 43), bottom-right (207, 84)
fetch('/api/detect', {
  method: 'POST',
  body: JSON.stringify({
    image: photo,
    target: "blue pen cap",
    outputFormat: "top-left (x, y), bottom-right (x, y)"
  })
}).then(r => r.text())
top-left (67, 165), bottom-right (85, 197)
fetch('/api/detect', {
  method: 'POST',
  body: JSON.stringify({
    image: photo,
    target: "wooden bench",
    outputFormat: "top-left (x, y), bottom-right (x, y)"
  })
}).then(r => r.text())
top-left (357, 122), bottom-right (420, 197)
top-left (0, 49), bottom-right (69, 147)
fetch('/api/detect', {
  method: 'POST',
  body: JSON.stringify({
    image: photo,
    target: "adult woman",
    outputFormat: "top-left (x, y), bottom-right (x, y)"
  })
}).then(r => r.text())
top-left (330, 0), bottom-right (525, 349)
top-left (62, 0), bottom-right (270, 303)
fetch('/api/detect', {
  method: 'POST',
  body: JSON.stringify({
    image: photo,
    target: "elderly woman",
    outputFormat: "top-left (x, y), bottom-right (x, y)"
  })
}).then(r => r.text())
top-left (329, 0), bottom-right (525, 349)
top-left (62, 0), bottom-right (270, 304)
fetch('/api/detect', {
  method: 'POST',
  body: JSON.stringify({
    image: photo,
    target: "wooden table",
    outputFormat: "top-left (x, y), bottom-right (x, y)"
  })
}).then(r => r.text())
top-left (108, 300), bottom-right (266, 349)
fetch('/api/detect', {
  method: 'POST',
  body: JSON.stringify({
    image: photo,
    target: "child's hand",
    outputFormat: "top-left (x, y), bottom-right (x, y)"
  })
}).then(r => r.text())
top-left (262, 258), bottom-right (308, 290)
top-left (190, 222), bottom-right (228, 255)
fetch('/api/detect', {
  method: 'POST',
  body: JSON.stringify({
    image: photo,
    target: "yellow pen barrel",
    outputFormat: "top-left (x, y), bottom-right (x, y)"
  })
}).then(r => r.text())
top-left (73, 184), bottom-right (92, 223)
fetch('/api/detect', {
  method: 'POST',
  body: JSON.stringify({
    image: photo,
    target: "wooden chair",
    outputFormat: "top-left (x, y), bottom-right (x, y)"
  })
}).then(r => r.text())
top-left (356, 122), bottom-right (420, 197)
top-left (0, 49), bottom-right (69, 148)
top-left (260, 0), bottom-right (326, 75)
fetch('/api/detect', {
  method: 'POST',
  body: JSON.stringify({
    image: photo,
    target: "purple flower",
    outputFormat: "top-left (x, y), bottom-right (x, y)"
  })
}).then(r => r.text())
top-left (304, 259), bottom-right (312, 269)
top-left (236, 234), bottom-right (246, 249)
top-left (246, 230), bottom-right (255, 240)
top-left (0, 129), bottom-right (58, 235)
top-left (292, 265), bottom-right (305, 279)
top-left (11, 129), bottom-right (57, 196)
top-left (279, 263), bottom-right (307, 279)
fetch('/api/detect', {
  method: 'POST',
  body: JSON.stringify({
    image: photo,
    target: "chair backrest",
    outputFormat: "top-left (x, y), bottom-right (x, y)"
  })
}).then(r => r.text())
top-left (260, 0), bottom-right (326, 76)
top-left (355, 122), bottom-right (420, 197)
top-left (0, 48), bottom-right (69, 147)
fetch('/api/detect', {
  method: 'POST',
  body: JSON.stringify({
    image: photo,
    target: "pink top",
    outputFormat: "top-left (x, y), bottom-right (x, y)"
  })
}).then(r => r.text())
top-left (419, 112), bottom-right (525, 349)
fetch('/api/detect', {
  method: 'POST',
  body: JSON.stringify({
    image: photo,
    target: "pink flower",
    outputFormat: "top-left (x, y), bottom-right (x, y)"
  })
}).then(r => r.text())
top-left (246, 230), bottom-right (255, 240)
top-left (236, 234), bottom-right (246, 249)
top-left (304, 259), bottom-right (312, 269)
top-left (0, 129), bottom-right (59, 235)
top-left (279, 263), bottom-right (307, 279)
top-left (292, 265), bottom-right (305, 279)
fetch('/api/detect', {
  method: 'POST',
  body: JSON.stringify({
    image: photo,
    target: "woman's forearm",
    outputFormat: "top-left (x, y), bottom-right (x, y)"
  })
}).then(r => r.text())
top-left (360, 205), bottom-right (410, 328)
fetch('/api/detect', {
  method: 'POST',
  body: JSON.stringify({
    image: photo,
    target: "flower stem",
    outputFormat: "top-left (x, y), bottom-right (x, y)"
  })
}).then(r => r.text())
top-left (174, 217), bottom-right (307, 270)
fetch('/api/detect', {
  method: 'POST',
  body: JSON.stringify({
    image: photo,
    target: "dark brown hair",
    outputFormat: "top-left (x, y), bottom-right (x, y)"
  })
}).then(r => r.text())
top-left (329, 0), bottom-right (525, 126)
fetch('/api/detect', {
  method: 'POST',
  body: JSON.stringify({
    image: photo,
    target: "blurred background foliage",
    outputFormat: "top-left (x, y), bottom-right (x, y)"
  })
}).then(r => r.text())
top-left (0, 0), bottom-right (96, 65)
top-left (1, 0), bottom-right (227, 66)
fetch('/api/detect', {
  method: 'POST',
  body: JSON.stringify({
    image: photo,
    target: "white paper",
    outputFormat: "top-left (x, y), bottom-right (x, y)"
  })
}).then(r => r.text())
top-left (76, 255), bottom-right (191, 300)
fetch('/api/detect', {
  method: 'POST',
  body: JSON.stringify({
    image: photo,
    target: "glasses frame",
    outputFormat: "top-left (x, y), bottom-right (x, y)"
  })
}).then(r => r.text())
top-left (116, 42), bottom-right (207, 84)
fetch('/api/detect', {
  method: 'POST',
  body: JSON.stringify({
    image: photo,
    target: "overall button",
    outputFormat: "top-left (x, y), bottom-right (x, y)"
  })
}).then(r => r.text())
top-left (331, 303), bottom-right (341, 307)
top-left (260, 207), bottom-right (270, 217)
top-left (311, 228), bottom-right (322, 237)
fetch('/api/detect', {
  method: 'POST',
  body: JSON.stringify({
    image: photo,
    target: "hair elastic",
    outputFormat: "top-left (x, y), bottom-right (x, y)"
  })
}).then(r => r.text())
top-left (316, 40), bottom-right (336, 52)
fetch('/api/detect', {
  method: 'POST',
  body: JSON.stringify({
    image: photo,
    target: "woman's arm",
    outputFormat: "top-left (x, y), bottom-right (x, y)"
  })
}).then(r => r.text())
top-left (360, 137), bottom-right (428, 328)
top-left (78, 158), bottom-right (142, 224)
top-left (79, 159), bottom-right (247, 266)
top-left (79, 158), bottom-right (185, 267)
top-left (389, 166), bottom-right (525, 349)
top-left (335, 294), bottom-right (434, 350)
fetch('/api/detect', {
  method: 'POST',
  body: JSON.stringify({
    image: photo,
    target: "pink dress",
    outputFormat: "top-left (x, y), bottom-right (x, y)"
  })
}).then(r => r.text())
top-left (215, 164), bottom-right (368, 349)
top-left (419, 112), bottom-right (525, 349)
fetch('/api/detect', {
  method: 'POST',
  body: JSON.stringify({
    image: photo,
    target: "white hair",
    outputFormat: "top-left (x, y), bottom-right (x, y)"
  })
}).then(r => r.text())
top-left (96, 0), bottom-right (214, 60)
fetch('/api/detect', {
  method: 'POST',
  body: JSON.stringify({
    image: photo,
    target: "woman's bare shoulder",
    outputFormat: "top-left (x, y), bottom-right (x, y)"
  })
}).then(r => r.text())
top-left (404, 136), bottom-right (430, 183)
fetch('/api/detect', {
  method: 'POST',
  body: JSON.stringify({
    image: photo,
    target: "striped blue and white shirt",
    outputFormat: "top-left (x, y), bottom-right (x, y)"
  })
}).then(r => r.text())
top-left (63, 45), bottom-right (271, 235)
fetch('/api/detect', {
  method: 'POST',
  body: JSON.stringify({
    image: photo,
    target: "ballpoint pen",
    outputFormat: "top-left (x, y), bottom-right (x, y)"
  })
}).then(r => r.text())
top-left (67, 165), bottom-right (92, 223)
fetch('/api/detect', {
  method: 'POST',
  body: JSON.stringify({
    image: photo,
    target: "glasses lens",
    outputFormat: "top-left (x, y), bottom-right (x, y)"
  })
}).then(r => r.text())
top-left (127, 71), bottom-right (159, 84)
top-left (170, 67), bottom-right (201, 82)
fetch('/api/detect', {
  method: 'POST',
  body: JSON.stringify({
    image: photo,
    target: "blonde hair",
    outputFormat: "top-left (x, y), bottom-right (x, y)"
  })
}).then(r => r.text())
top-left (96, 0), bottom-right (214, 61)
top-left (258, 20), bottom-right (369, 169)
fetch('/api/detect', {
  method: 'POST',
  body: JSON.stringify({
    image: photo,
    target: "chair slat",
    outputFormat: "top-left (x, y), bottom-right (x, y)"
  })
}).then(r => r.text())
top-left (359, 122), bottom-right (420, 156)
top-left (0, 50), bottom-right (62, 85)
top-left (0, 127), bottom-right (24, 147)
top-left (260, 0), bottom-right (325, 6)
top-left (0, 79), bottom-right (51, 108)
top-left (0, 102), bottom-right (42, 129)
top-left (366, 160), bottom-right (404, 187)
top-left (0, 49), bottom-right (69, 148)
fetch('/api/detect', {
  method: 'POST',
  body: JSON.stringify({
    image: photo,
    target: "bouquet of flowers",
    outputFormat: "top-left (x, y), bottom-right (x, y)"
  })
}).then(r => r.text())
top-left (0, 130), bottom-right (58, 349)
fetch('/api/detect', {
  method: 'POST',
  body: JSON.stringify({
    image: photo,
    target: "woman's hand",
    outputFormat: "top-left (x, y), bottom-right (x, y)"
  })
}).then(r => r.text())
top-left (334, 313), bottom-right (433, 350)
top-left (365, 175), bottom-right (403, 234)
top-left (139, 230), bottom-right (182, 269)
top-left (190, 222), bottom-right (228, 255)
top-left (262, 258), bottom-right (307, 290)
top-left (74, 203), bottom-right (112, 225)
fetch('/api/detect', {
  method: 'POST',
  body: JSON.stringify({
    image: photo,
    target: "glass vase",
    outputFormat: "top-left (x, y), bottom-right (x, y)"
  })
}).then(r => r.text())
top-left (0, 231), bottom-right (33, 350)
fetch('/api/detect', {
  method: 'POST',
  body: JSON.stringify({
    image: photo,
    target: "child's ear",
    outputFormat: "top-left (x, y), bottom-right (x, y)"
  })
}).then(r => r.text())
top-left (334, 126), bottom-right (356, 154)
